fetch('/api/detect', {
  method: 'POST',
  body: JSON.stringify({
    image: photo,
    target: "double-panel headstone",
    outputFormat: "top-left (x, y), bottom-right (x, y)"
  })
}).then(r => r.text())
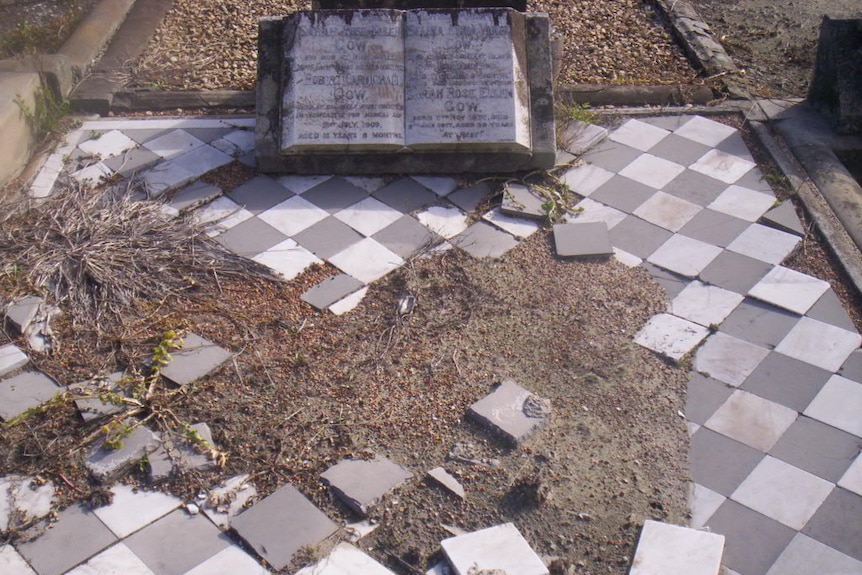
top-left (257, 8), bottom-right (554, 173)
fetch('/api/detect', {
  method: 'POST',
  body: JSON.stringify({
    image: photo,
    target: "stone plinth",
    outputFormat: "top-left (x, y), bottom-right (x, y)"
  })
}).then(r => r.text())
top-left (808, 17), bottom-right (862, 134)
top-left (256, 8), bottom-right (554, 173)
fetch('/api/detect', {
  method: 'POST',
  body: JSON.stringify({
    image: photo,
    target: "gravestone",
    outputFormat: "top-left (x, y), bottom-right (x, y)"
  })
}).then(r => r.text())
top-left (256, 8), bottom-right (554, 173)
top-left (808, 16), bottom-right (862, 134)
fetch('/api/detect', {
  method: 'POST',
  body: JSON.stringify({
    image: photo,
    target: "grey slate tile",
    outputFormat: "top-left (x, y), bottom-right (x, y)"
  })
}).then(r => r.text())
top-left (769, 416), bottom-right (861, 482)
top-left (590, 175), bottom-right (657, 214)
top-left (839, 350), bottom-right (862, 383)
top-left (372, 215), bottom-right (441, 258)
top-left (69, 372), bottom-right (125, 422)
top-left (159, 333), bottom-right (232, 387)
top-left (292, 217), bottom-right (364, 260)
top-left (608, 216), bottom-right (673, 259)
top-left (321, 456), bottom-right (413, 516)
top-left (706, 499), bottom-right (796, 575)
top-left (553, 222), bottom-right (613, 257)
top-left (169, 181), bottom-right (221, 213)
top-left (582, 139), bottom-right (641, 172)
top-left (102, 147), bottom-right (161, 177)
top-left (719, 298), bottom-right (800, 348)
top-left (373, 178), bottom-right (438, 213)
top-left (303, 177), bottom-right (368, 213)
top-left (86, 424), bottom-right (160, 480)
top-left (648, 133), bottom-right (712, 167)
top-left (467, 380), bottom-right (551, 445)
top-left (691, 427), bottom-right (765, 496)
top-left (301, 274), bottom-right (364, 311)
top-left (641, 115), bottom-right (695, 131)
top-left (227, 175), bottom-right (293, 214)
top-left (802, 488), bottom-right (862, 562)
top-left (231, 484), bottom-right (338, 570)
top-left (123, 129), bottom-right (170, 145)
top-left (448, 182), bottom-right (491, 213)
top-left (451, 222), bottom-right (518, 259)
top-left (558, 120), bottom-right (608, 155)
top-left (642, 262), bottom-right (690, 299)
top-left (685, 373), bottom-right (734, 425)
top-left (760, 201), bottom-right (804, 236)
top-left (501, 183), bottom-right (546, 219)
top-left (806, 288), bottom-right (857, 333)
top-left (699, 250), bottom-right (774, 294)
top-left (124, 509), bottom-right (230, 575)
top-left (741, 351), bottom-right (832, 412)
top-left (716, 131), bottom-right (756, 162)
top-left (0, 372), bottom-right (61, 421)
top-left (0, 343), bottom-right (28, 377)
top-left (662, 169), bottom-right (727, 206)
top-left (215, 217), bottom-right (288, 257)
top-left (17, 504), bottom-right (118, 575)
top-left (183, 127), bottom-right (233, 143)
top-left (679, 209), bottom-right (750, 248)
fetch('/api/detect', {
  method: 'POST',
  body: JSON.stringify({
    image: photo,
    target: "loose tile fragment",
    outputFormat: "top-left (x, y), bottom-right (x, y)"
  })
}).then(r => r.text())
top-left (0, 476), bottom-right (55, 531)
top-left (0, 344), bottom-right (28, 378)
top-left (501, 183), bottom-right (547, 219)
top-left (451, 222), bottom-right (518, 259)
top-left (302, 274), bottom-right (364, 311)
top-left (559, 120), bottom-right (608, 155)
top-left (231, 484), bottom-right (338, 571)
top-left (0, 371), bottom-right (61, 421)
top-left (427, 467), bottom-right (466, 500)
top-left (86, 424), bottom-right (161, 481)
top-left (629, 520), bottom-right (725, 575)
top-left (321, 456), bottom-right (413, 516)
top-left (634, 314), bottom-right (710, 361)
top-left (147, 423), bottom-right (219, 482)
top-left (295, 542), bottom-right (396, 575)
top-left (5, 296), bottom-right (42, 334)
top-left (441, 522), bottom-right (549, 575)
top-left (69, 372), bottom-right (126, 422)
top-left (553, 222), bottom-right (613, 257)
top-left (329, 287), bottom-right (369, 316)
top-left (159, 333), bottom-right (232, 387)
top-left (467, 380), bottom-right (551, 445)
top-left (482, 208), bottom-right (541, 239)
top-left (202, 474), bottom-right (258, 529)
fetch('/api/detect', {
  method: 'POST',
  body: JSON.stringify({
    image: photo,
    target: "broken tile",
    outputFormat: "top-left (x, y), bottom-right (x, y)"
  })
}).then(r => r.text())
top-left (417, 206), bottom-right (470, 239)
top-left (761, 201), bottom-right (804, 236)
top-left (345, 519), bottom-right (379, 542)
top-left (0, 476), bottom-right (55, 530)
top-left (159, 333), bottom-right (232, 387)
top-left (192, 196), bottom-right (254, 230)
top-left (69, 372), bottom-right (126, 422)
top-left (452, 222), bottom-right (519, 259)
top-left (92, 484), bottom-right (182, 538)
top-left (467, 380), bottom-right (551, 445)
top-left (501, 183), bottom-right (546, 219)
top-left (302, 274), bottom-right (364, 311)
top-left (629, 520), bottom-right (725, 575)
top-left (427, 467), bottom-right (466, 499)
top-left (558, 120), bottom-right (608, 155)
top-left (441, 523), bottom-right (548, 575)
top-left (321, 455), bottom-right (413, 516)
top-left (748, 266), bottom-right (830, 315)
top-left (169, 181), bottom-right (221, 214)
top-left (202, 474), bottom-right (258, 530)
top-left (231, 484), bottom-right (337, 571)
top-left (296, 542), bottom-right (396, 575)
top-left (102, 147), bottom-right (161, 177)
top-left (5, 296), bottom-right (42, 334)
top-left (412, 176), bottom-right (458, 196)
top-left (0, 371), bottom-right (61, 421)
top-left (482, 208), bottom-right (541, 239)
top-left (634, 313), bottom-right (710, 361)
top-left (0, 344), bottom-right (28, 377)
top-left (86, 424), bottom-right (160, 481)
top-left (553, 222), bottom-right (613, 257)
top-left (330, 286), bottom-right (369, 315)
top-left (77, 130), bottom-right (136, 160)
top-left (147, 422), bottom-right (218, 481)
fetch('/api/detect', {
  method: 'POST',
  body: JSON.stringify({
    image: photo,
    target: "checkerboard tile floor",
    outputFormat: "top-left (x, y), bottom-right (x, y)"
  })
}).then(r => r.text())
top-left (15, 115), bottom-right (862, 575)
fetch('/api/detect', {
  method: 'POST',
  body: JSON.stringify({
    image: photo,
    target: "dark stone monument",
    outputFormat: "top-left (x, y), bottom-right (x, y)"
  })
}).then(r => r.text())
top-left (808, 16), bottom-right (862, 134)
top-left (256, 8), bottom-right (554, 173)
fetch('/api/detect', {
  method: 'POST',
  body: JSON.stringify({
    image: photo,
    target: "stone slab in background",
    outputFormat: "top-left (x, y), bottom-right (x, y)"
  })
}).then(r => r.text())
top-left (629, 520), bottom-right (725, 575)
top-left (467, 379), bottom-right (551, 445)
top-left (5, 296), bottom-right (42, 334)
top-left (427, 467), bottom-right (466, 500)
top-left (441, 522), bottom-right (549, 575)
top-left (808, 17), bottom-right (862, 134)
top-left (321, 455), bottom-right (413, 516)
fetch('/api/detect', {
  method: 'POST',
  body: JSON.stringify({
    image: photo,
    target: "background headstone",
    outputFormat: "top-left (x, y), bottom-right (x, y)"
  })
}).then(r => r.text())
top-left (808, 16), bottom-right (862, 134)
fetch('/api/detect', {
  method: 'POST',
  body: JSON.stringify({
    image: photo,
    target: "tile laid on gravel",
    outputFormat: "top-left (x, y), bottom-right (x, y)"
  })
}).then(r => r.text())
top-left (231, 484), bottom-right (337, 571)
top-left (0, 344), bottom-right (28, 377)
top-left (446, 182), bottom-right (491, 212)
top-left (705, 499), bottom-right (795, 575)
top-left (501, 183), bottom-right (546, 219)
top-left (86, 425), bottom-right (161, 481)
top-left (335, 196), bottom-right (403, 236)
top-left (451, 222), bottom-right (519, 259)
top-left (69, 372), bottom-right (126, 422)
top-left (719, 299), bottom-right (800, 349)
top-left (0, 371), bottom-right (61, 421)
top-left (441, 523), bottom-right (548, 575)
top-left (411, 175), bottom-right (458, 196)
top-left (674, 116), bottom-right (737, 147)
top-left (372, 178), bottom-right (436, 213)
top-left (292, 217), bottom-right (365, 260)
top-left (698, 251), bottom-right (774, 295)
top-left (561, 162), bottom-right (615, 196)
top-left (482, 208), bottom-right (541, 239)
top-left (159, 333), bottom-right (232, 387)
top-left (467, 380), bottom-right (552, 445)
top-left (301, 274), bottom-right (365, 311)
top-left (618, 153), bottom-right (685, 189)
top-left (321, 456), bottom-right (413, 516)
top-left (608, 119), bottom-right (669, 151)
top-left (552, 222), bottom-right (613, 257)
top-left (805, 288), bottom-right (858, 332)
top-left (801, 488), bottom-right (862, 562)
top-left (252, 240), bottom-right (322, 281)
top-left (839, 455), bottom-right (862, 497)
top-left (5, 296), bottom-right (42, 333)
top-left (608, 216), bottom-right (673, 260)
top-left (690, 150), bottom-right (756, 185)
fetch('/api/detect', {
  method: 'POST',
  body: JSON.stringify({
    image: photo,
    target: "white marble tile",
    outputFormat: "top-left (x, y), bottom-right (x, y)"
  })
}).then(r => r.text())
top-left (93, 484), bottom-right (182, 538)
top-left (171, 145), bottom-right (233, 179)
top-left (0, 344), bottom-right (28, 377)
top-left (78, 130), bottom-right (137, 160)
top-left (0, 544), bottom-right (37, 574)
top-left (689, 483), bottom-right (726, 529)
top-left (561, 163), bottom-right (615, 196)
top-left (412, 176), bottom-right (458, 196)
top-left (838, 453), bottom-right (862, 497)
top-left (183, 545), bottom-right (270, 575)
top-left (567, 198), bottom-right (627, 230)
top-left (633, 191), bottom-right (702, 232)
top-left (482, 208), bottom-right (540, 239)
top-left (613, 248), bottom-right (643, 267)
top-left (296, 543), bottom-right (395, 575)
top-left (634, 313), bottom-right (710, 361)
top-left (669, 281), bottom-right (744, 327)
top-left (707, 185), bottom-right (775, 222)
top-left (727, 223), bottom-right (800, 264)
top-left (335, 197), bottom-right (402, 236)
top-left (142, 130), bottom-right (206, 159)
top-left (748, 266), bottom-right (830, 315)
top-left (618, 154), bottom-right (686, 189)
top-left (217, 129), bottom-right (256, 153)
top-left (417, 205), bottom-right (470, 239)
top-left (804, 374), bottom-right (862, 437)
top-left (258, 196), bottom-right (329, 236)
top-left (694, 332), bottom-right (769, 386)
top-left (252, 239), bottom-right (322, 281)
top-left (765, 533), bottom-right (862, 575)
top-left (28, 152), bottom-right (65, 198)
top-left (72, 162), bottom-right (112, 187)
top-left (609, 119), bottom-right (670, 151)
top-left (65, 543), bottom-right (156, 575)
top-left (442, 523), bottom-right (548, 575)
top-left (705, 390), bottom-right (798, 451)
top-left (330, 286), bottom-right (369, 315)
top-left (674, 116), bottom-right (737, 146)
top-left (141, 161), bottom-right (196, 197)
top-left (732, 456), bottom-right (833, 530)
top-left (647, 234), bottom-right (722, 278)
top-left (629, 520), bottom-right (725, 575)
top-left (276, 175), bottom-right (332, 195)
top-left (192, 196), bottom-right (254, 230)
top-left (329, 238), bottom-right (405, 284)
top-left (776, 317), bottom-right (861, 372)
top-left (690, 149), bottom-right (756, 184)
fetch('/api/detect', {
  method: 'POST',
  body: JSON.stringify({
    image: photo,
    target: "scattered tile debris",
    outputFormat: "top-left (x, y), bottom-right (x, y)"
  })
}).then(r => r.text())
top-left (4, 296), bottom-right (61, 353)
top-left (467, 380), bottom-right (551, 445)
top-left (69, 372), bottom-right (126, 422)
top-left (553, 222), bottom-right (613, 257)
top-left (558, 120), bottom-right (609, 156)
top-left (0, 371), bottom-right (61, 421)
top-left (202, 474), bottom-right (257, 529)
top-left (321, 455), bottom-right (413, 516)
top-left (147, 423), bottom-right (219, 482)
top-left (0, 344), bottom-right (28, 378)
top-left (295, 542), bottom-right (397, 575)
top-left (501, 182), bottom-right (547, 220)
top-left (231, 483), bottom-right (337, 571)
top-left (86, 424), bottom-right (160, 481)
top-left (159, 333), bottom-right (232, 387)
top-left (345, 519), bottom-right (380, 542)
top-left (629, 520), bottom-right (725, 575)
top-left (427, 467), bottom-right (466, 500)
top-left (4, 296), bottom-right (42, 334)
top-left (0, 476), bottom-right (55, 531)
top-left (447, 442), bottom-right (501, 468)
top-left (441, 522), bottom-right (549, 575)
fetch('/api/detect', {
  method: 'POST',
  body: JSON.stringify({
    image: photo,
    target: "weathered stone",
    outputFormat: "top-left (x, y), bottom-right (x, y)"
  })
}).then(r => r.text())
top-left (501, 183), bottom-right (547, 220)
top-left (629, 520), bottom-right (724, 575)
top-left (256, 9), bottom-right (554, 173)
top-left (5, 296), bottom-right (42, 334)
top-left (467, 379), bottom-right (551, 445)
top-left (295, 542), bottom-right (397, 575)
top-left (808, 17), bottom-right (862, 134)
top-left (0, 344), bottom-right (27, 378)
top-left (427, 467), bottom-right (466, 499)
top-left (86, 424), bottom-right (160, 481)
top-left (0, 475), bottom-right (56, 531)
top-left (69, 372), bottom-right (126, 422)
top-left (558, 120), bottom-right (608, 156)
top-left (159, 333), bottom-right (232, 387)
top-left (553, 222), bottom-right (614, 257)
top-left (320, 455), bottom-right (413, 516)
top-left (0, 371), bottom-right (61, 422)
top-left (147, 423), bottom-right (218, 482)
top-left (441, 522), bottom-right (549, 575)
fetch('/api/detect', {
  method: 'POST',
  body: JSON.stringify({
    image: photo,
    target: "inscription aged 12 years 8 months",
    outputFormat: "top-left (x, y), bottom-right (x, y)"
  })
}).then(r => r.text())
top-left (280, 8), bottom-right (531, 154)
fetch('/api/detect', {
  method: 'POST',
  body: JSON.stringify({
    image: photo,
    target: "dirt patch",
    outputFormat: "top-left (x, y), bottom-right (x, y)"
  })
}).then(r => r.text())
top-left (0, 0), bottom-right (97, 57)
top-left (690, 0), bottom-right (860, 97)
